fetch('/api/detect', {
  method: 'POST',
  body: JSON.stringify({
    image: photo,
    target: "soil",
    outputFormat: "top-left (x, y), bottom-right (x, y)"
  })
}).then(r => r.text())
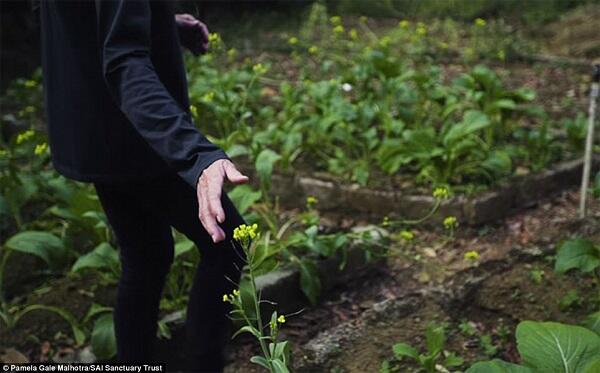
top-left (222, 188), bottom-right (600, 372)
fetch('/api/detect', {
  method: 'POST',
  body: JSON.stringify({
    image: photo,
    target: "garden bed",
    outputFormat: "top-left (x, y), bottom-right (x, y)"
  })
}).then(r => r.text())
top-left (222, 188), bottom-right (600, 372)
top-left (238, 155), bottom-right (600, 226)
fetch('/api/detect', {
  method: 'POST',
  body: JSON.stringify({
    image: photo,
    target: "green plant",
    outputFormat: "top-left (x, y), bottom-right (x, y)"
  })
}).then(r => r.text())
top-left (224, 223), bottom-right (293, 372)
top-left (466, 321), bottom-right (600, 372)
top-left (389, 322), bottom-right (464, 372)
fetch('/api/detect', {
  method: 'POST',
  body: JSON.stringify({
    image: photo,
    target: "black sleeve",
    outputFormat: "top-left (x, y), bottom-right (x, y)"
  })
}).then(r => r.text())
top-left (95, 0), bottom-right (229, 189)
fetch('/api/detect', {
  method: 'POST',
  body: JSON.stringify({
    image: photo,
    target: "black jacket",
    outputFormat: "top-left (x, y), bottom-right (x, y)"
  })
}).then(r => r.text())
top-left (39, 0), bottom-right (229, 189)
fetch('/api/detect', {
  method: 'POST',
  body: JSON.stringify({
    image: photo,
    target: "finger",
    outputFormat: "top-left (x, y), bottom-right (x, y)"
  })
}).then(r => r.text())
top-left (200, 181), bottom-right (224, 242)
top-left (207, 172), bottom-right (226, 224)
top-left (224, 162), bottom-right (249, 184)
top-left (198, 22), bottom-right (209, 43)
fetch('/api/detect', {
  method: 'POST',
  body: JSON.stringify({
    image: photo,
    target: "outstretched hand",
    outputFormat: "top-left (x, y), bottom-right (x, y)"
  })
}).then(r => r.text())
top-left (175, 14), bottom-right (210, 55)
top-left (197, 159), bottom-right (249, 243)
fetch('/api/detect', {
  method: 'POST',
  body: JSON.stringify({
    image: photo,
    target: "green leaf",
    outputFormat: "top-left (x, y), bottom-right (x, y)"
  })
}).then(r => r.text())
top-left (583, 312), bottom-right (600, 336)
top-left (232, 325), bottom-right (261, 339)
top-left (174, 238), bottom-right (195, 258)
top-left (554, 238), bottom-right (600, 274)
top-left (466, 359), bottom-right (531, 373)
top-left (228, 185), bottom-right (262, 214)
top-left (5, 231), bottom-right (67, 272)
top-left (255, 148), bottom-right (281, 187)
top-left (583, 357), bottom-right (600, 373)
top-left (272, 358), bottom-right (290, 373)
top-left (91, 313), bottom-right (117, 360)
top-left (71, 242), bottom-right (119, 273)
top-left (425, 323), bottom-right (445, 355)
top-left (444, 352), bottom-right (464, 367)
top-left (250, 355), bottom-right (270, 370)
top-left (516, 321), bottom-right (600, 372)
top-left (392, 343), bottom-right (418, 360)
top-left (298, 258), bottom-right (321, 305)
top-left (443, 110), bottom-right (490, 147)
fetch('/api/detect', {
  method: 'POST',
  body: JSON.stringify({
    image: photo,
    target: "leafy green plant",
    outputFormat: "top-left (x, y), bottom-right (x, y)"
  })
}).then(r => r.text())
top-left (389, 322), bottom-right (464, 372)
top-left (466, 321), bottom-right (600, 373)
top-left (224, 223), bottom-right (294, 373)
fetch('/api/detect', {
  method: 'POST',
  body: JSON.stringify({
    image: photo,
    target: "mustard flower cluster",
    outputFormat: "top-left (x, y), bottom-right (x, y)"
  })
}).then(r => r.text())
top-left (433, 187), bottom-right (450, 199)
top-left (443, 216), bottom-right (458, 230)
top-left (16, 130), bottom-right (35, 145)
top-left (464, 250), bottom-right (480, 261)
top-left (233, 223), bottom-right (259, 242)
top-left (34, 143), bottom-right (48, 156)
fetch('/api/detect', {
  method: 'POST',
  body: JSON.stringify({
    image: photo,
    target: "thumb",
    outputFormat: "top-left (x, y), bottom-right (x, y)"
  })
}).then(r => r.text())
top-left (224, 161), bottom-right (249, 184)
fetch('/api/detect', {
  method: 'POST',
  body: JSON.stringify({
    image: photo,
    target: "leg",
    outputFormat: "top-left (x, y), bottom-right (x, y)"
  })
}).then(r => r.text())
top-left (152, 174), bottom-right (247, 372)
top-left (93, 181), bottom-right (175, 364)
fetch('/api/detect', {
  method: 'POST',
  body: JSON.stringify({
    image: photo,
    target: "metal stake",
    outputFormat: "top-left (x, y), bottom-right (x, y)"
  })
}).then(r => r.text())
top-left (579, 63), bottom-right (600, 218)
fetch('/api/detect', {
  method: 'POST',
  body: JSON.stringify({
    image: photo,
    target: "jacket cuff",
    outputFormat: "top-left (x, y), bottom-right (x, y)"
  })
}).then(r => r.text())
top-left (182, 149), bottom-right (231, 190)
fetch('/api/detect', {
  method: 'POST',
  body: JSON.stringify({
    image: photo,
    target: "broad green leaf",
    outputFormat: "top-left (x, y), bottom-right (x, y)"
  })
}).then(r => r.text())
top-left (71, 242), bottom-right (119, 273)
top-left (91, 313), bottom-right (117, 360)
top-left (255, 148), bottom-right (281, 187)
top-left (583, 357), bottom-right (600, 373)
top-left (443, 110), bottom-right (490, 147)
top-left (466, 359), bottom-right (531, 373)
top-left (298, 258), bottom-right (321, 305)
top-left (5, 231), bottom-right (67, 271)
top-left (228, 185), bottom-right (262, 215)
top-left (392, 343), bottom-right (418, 360)
top-left (554, 238), bottom-right (600, 274)
top-left (584, 312), bottom-right (600, 336)
top-left (516, 321), bottom-right (600, 372)
top-left (174, 238), bottom-right (195, 258)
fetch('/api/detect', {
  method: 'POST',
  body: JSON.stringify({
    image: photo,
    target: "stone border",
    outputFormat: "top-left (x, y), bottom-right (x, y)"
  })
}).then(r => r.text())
top-left (237, 156), bottom-right (600, 226)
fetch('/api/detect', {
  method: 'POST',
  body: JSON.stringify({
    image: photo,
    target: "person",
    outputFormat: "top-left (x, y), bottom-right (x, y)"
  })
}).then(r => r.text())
top-left (38, 1), bottom-right (249, 371)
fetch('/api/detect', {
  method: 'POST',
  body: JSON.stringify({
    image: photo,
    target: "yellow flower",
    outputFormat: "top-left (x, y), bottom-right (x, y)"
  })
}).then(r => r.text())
top-left (382, 216), bottom-right (390, 227)
top-left (349, 29), bottom-right (358, 40)
top-left (202, 92), bottom-right (215, 103)
top-left (277, 314), bottom-right (286, 323)
top-left (443, 216), bottom-right (458, 230)
top-left (232, 289), bottom-right (240, 297)
top-left (306, 195), bottom-right (318, 207)
top-left (474, 18), bottom-right (486, 27)
top-left (400, 230), bottom-right (414, 241)
top-left (398, 20), bottom-right (410, 29)
top-left (330, 16), bottom-right (341, 26)
top-left (233, 223), bottom-right (259, 241)
top-left (433, 187), bottom-right (450, 199)
top-left (208, 32), bottom-right (221, 44)
top-left (333, 25), bottom-right (345, 35)
top-left (416, 24), bottom-right (427, 36)
top-left (222, 294), bottom-right (229, 302)
top-left (252, 63), bottom-right (267, 74)
top-left (34, 143), bottom-right (48, 156)
top-left (464, 250), bottom-right (480, 261)
top-left (190, 104), bottom-right (198, 117)
top-left (227, 48), bottom-right (238, 59)
top-left (16, 130), bottom-right (35, 145)
top-left (308, 46), bottom-right (318, 55)
top-left (288, 36), bottom-right (298, 46)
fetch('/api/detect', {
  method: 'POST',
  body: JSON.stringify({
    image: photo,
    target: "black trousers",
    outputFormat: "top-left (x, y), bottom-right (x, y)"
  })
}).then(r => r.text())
top-left (93, 171), bottom-right (247, 372)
